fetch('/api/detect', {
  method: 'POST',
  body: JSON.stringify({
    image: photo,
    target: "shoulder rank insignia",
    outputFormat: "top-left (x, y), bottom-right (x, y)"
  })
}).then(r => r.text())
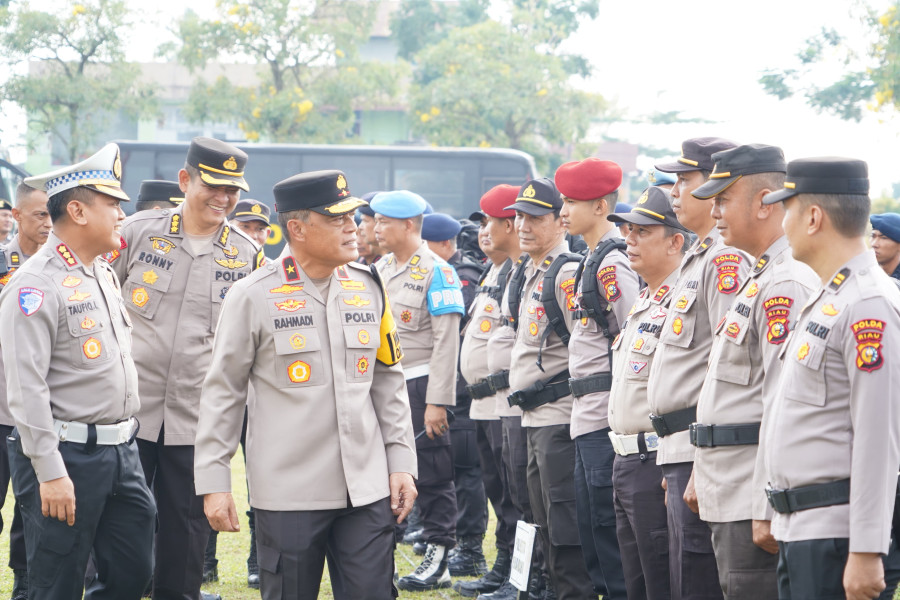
top-left (697, 237), bottom-right (713, 253)
top-left (282, 257), bottom-right (301, 281)
top-left (653, 285), bottom-right (669, 303)
top-left (219, 226), bottom-right (230, 247)
top-left (853, 319), bottom-right (886, 372)
top-left (753, 254), bottom-right (769, 273)
top-left (9, 252), bottom-right (19, 265)
top-left (56, 244), bottom-right (77, 267)
top-left (169, 214), bottom-right (181, 235)
top-left (829, 268), bottom-right (850, 292)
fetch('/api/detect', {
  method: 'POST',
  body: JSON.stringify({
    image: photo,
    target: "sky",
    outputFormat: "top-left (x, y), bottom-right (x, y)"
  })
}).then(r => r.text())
top-left (4, 0), bottom-right (900, 193)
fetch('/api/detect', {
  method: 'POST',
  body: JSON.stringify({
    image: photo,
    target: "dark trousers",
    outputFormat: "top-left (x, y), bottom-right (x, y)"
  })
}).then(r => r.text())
top-left (613, 451), bottom-right (670, 600)
top-left (501, 415), bottom-right (545, 577)
top-left (138, 430), bottom-right (210, 600)
top-left (9, 434), bottom-right (155, 600)
top-left (526, 424), bottom-right (595, 599)
top-left (660, 462), bottom-right (723, 600)
top-left (255, 498), bottom-right (395, 600)
top-left (777, 537), bottom-right (900, 600)
top-left (574, 429), bottom-right (627, 599)
top-left (476, 419), bottom-right (519, 552)
top-left (452, 413), bottom-right (487, 538)
top-left (708, 520), bottom-right (777, 599)
top-left (0, 424), bottom-right (26, 570)
top-left (407, 376), bottom-right (456, 548)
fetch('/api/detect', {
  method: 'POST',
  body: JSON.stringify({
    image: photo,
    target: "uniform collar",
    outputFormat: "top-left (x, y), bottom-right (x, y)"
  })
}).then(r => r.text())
top-left (530, 239), bottom-right (570, 274)
top-left (165, 204), bottom-right (232, 249)
top-left (691, 226), bottom-right (721, 256)
top-left (824, 250), bottom-right (878, 295)
top-left (46, 232), bottom-right (94, 275)
top-left (749, 235), bottom-right (791, 278)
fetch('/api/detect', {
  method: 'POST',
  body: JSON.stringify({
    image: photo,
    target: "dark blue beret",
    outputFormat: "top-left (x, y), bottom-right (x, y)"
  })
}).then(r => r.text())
top-left (871, 213), bottom-right (900, 243)
top-left (422, 213), bottom-right (462, 242)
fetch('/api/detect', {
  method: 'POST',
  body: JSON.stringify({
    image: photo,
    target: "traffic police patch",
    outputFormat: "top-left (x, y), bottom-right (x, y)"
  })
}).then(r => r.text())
top-left (18, 287), bottom-right (43, 316)
top-left (852, 319), bottom-right (886, 372)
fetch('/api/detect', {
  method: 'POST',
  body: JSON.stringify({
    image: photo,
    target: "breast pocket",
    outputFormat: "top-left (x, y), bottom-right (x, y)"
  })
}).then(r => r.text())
top-left (521, 304), bottom-right (549, 347)
top-left (273, 329), bottom-right (325, 387)
top-left (712, 316), bottom-right (752, 385)
top-left (342, 325), bottom-right (376, 383)
top-left (658, 292), bottom-right (698, 349)
top-left (784, 338), bottom-right (827, 406)
top-left (625, 335), bottom-right (658, 380)
top-left (69, 321), bottom-right (113, 366)
top-left (122, 267), bottom-right (174, 321)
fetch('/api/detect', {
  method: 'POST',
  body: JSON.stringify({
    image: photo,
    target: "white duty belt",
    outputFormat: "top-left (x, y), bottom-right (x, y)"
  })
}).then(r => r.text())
top-left (403, 364), bottom-right (430, 381)
top-left (608, 430), bottom-right (659, 456)
top-left (53, 417), bottom-right (137, 445)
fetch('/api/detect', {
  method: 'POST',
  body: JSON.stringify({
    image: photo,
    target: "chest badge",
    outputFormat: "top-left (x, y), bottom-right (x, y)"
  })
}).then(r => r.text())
top-left (480, 319), bottom-right (492, 332)
top-left (270, 284), bottom-right (304, 295)
top-left (81, 317), bottom-right (97, 330)
top-left (215, 258), bottom-right (248, 269)
top-left (275, 299), bottom-right (306, 312)
top-left (401, 310), bottom-right (412, 323)
top-left (82, 337), bottom-right (102, 359)
top-left (149, 237), bottom-right (175, 255)
top-left (672, 317), bottom-right (683, 335)
top-left (61, 275), bottom-right (82, 288)
top-left (289, 334), bottom-right (306, 350)
top-left (356, 356), bottom-right (370, 375)
top-left (142, 269), bottom-right (159, 285)
top-left (287, 360), bottom-right (311, 383)
top-left (358, 330), bottom-right (370, 345)
top-left (132, 287), bottom-right (149, 307)
top-left (343, 294), bottom-right (370, 308)
top-left (797, 342), bottom-right (810, 361)
top-left (68, 290), bottom-right (91, 302)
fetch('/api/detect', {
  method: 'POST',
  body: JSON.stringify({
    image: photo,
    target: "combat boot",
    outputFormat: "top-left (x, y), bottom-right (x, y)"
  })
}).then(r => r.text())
top-left (477, 580), bottom-right (520, 600)
top-left (449, 534), bottom-right (488, 577)
top-left (412, 540), bottom-right (427, 555)
top-left (10, 569), bottom-right (27, 600)
top-left (453, 545), bottom-right (511, 596)
top-left (397, 543), bottom-right (452, 591)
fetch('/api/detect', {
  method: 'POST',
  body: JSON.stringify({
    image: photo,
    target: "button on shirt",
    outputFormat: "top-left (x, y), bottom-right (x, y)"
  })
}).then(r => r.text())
top-left (110, 206), bottom-right (262, 445)
top-left (0, 233), bottom-right (139, 482)
top-left (647, 229), bottom-right (751, 465)
top-left (195, 251), bottom-right (417, 510)
top-left (694, 236), bottom-right (818, 523)
top-left (764, 251), bottom-right (900, 554)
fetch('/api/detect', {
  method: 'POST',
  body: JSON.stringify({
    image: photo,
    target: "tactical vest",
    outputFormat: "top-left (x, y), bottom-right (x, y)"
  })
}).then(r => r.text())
top-left (572, 239), bottom-right (628, 341)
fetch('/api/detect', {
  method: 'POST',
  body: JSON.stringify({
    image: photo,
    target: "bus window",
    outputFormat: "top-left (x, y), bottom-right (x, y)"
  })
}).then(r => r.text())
top-left (393, 157), bottom-right (467, 215)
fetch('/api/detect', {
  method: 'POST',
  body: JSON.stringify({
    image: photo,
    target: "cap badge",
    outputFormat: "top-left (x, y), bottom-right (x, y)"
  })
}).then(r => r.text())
top-left (223, 156), bottom-right (238, 171)
top-left (113, 153), bottom-right (122, 180)
top-left (337, 174), bottom-right (347, 189)
top-left (523, 185), bottom-right (536, 198)
top-left (638, 191), bottom-right (649, 205)
top-left (251, 204), bottom-right (262, 214)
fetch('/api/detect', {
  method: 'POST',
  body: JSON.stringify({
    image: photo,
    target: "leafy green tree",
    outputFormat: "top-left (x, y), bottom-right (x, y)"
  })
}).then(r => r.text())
top-left (391, 0), bottom-right (489, 60)
top-left (410, 20), bottom-right (605, 170)
top-left (171, 0), bottom-right (408, 143)
top-left (0, 0), bottom-right (157, 162)
top-left (758, 3), bottom-right (900, 121)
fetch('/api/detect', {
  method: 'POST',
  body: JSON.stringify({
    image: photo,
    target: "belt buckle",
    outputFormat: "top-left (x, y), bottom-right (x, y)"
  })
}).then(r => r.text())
top-left (766, 486), bottom-right (790, 514)
top-left (649, 414), bottom-right (670, 437)
top-left (607, 431), bottom-right (626, 456)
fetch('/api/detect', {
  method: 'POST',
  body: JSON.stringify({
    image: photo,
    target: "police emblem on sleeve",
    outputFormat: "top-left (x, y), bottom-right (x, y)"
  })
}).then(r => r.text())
top-left (852, 319), bottom-right (886, 372)
top-left (764, 296), bottom-right (793, 345)
top-left (598, 266), bottom-right (620, 302)
top-left (714, 254), bottom-right (742, 294)
top-left (18, 287), bottom-right (44, 316)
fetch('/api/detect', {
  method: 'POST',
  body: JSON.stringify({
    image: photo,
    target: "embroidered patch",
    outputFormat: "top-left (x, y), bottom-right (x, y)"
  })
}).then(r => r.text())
top-left (714, 254), bottom-right (742, 295)
top-left (18, 287), bottom-right (44, 316)
top-left (82, 337), bottom-right (102, 359)
top-left (440, 266), bottom-right (456, 285)
top-left (653, 285), bottom-right (669, 302)
top-left (67, 290), bottom-right (90, 302)
top-left (275, 299), bottom-right (306, 312)
top-left (343, 294), bottom-right (370, 308)
top-left (358, 330), bottom-right (370, 345)
top-left (0, 272), bottom-right (11, 287)
top-left (269, 284), bottom-right (304, 295)
top-left (401, 310), bottom-right (412, 323)
top-left (629, 361), bottom-right (647, 374)
top-left (560, 277), bottom-right (576, 311)
top-left (61, 275), bottom-right (82, 288)
top-left (536, 306), bottom-right (545, 321)
top-left (480, 319), bottom-right (492, 332)
top-left (339, 280), bottom-right (366, 291)
top-left (56, 244), bottom-right (77, 267)
top-left (745, 282), bottom-right (759, 298)
top-left (821, 304), bottom-right (840, 316)
top-left (356, 356), bottom-right (370, 375)
top-left (672, 317), bottom-right (683, 335)
top-left (142, 269), bottom-right (159, 285)
top-left (598, 266), bottom-right (621, 302)
top-left (797, 342), bottom-right (810, 361)
top-left (529, 321), bottom-right (539, 336)
top-left (410, 272), bottom-right (425, 281)
top-left (132, 287), bottom-right (149, 308)
top-left (852, 319), bottom-right (886, 372)
top-left (725, 322), bottom-right (740, 338)
top-left (287, 360), bottom-right (311, 383)
top-left (149, 237), bottom-right (175, 254)
top-left (484, 303), bottom-right (494, 313)
top-left (215, 258), bottom-right (248, 269)
top-left (223, 245), bottom-right (239, 259)
top-left (81, 317), bottom-right (96, 330)
top-left (632, 338), bottom-right (644, 350)
top-left (675, 296), bottom-right (688, 310)
top-left (103, 249), bottom-right (120, 263)
top-left (764, 296), bottom-right (794, 345)
top-left (289, 333), bottom-right (306, 350)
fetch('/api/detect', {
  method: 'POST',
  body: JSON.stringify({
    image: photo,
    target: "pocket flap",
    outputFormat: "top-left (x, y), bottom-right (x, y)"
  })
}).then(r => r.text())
top-left (274, 329), bottom-right (321, 354)
top-left (257, 543), bottom-right (282, 574)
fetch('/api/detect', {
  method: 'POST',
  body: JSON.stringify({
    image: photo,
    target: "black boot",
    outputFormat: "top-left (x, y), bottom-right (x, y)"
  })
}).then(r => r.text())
top-left (247, 508), bottom-right (260, 589)
top-left (10, 569), bottom-right (27, 600)
top-left (477, 580), bottom-right (519, 600)
top-left (453, 546), bottom-right (512, 597)
top-left (449, 534), bottom-right (488, 577)
top-left (202, 530), bottom-right (219, 583)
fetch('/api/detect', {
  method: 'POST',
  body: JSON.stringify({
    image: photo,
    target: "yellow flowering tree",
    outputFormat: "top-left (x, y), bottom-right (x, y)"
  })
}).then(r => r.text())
top-left (0, 0), bottom-right (157, 161)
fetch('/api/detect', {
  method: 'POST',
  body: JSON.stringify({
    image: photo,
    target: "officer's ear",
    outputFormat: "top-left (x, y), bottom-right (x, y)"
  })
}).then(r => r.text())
top-left (177, 169), bottom-right (191, 194)
top-left (286, 217), bottom-right (306, 243)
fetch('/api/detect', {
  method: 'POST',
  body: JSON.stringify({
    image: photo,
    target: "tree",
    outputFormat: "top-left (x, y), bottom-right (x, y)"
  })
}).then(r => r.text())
top-left (410, 20), bottom-right (606, 170)
top-left (0, 0), bottom-right (157, 162)
top-left (758, 3), bottom-right (900, 121)
top-left (390, 0), bottom-right (489, 60)
top-left (171, 0), bottom-right (408, 143)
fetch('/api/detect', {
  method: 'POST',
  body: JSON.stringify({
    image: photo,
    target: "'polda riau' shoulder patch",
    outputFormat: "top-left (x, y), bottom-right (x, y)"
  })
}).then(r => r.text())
top-left (852, 319), bottom-right (886, 372)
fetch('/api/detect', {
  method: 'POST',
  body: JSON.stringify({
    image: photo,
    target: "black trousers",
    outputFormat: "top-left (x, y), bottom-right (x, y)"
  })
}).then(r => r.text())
top-left (476, 419), bottom-right (520, 552)
top-left (407, 375), bottom-right (456, 548)
top-left (0, 424), bottom-right (26, 570)
top-left (451, 413), bottom-right (487, 538)
top-left (9, 433), bottom-right (155, 600)
top-left (138, 429), bottom-right (211, 600)
top-left (612, 451), bottom-right (670, 600)
top-left (660, 462), bottom-right (722, 600)
top-left (526, 424), bottom-right (595, 599)
top-left (574, 429), bottom-right (627, 599)
top-left (255, 497), bottom-right (395, 600)
top-left (708, 520), bottom-right (777, 599)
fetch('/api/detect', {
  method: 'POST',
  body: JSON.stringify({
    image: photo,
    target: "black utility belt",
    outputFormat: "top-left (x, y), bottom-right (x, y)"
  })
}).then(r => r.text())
top-left (689, 422), bottom-right (760, 448)
top-left (486, 370), bottom-right (510, 392)
top-left (568, 373), bottom-right (612, 398)
top-left (649, 406), bottom-right (696, 438)
top-left (466, 380), bottom-right (494, 400)
top-left (766, 479), bottom-right (850, 515)
top-left (508, 370), bottom-right (570, 412)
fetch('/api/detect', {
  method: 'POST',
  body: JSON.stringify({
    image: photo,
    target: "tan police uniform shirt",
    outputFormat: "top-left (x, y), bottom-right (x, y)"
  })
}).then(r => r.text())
top-left (764, 251), bottom-right (900, 554)
top-left (569, 230), bottom-right (640, 438)
top-left (648, 228), bottom-right (751, 465)
top-left (461, 260), bottom-right (508, 420)
top-left (694, 236), bottom-right (818, 522)
top-left (508, 240), bottom-right (579, 428)
top-left (376, 242), bottom-right (460, 406)
top-left (0, 235), bottom-right (30, 427)
top-left (608, 270), bottom-right (681, 436)
top-left (195, 250), bottom-right (417, 510)
top-left (491, 257), bottom-right (523, 418)
top-left (0, 233), bottom-right (139, 482)
top-left (110, 206), bottom-right (263, 445)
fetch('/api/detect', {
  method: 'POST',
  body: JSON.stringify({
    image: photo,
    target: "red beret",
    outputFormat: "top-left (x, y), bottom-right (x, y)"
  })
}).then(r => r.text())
top-left (480, 184), bottom-right (518, 218)
top-left (554, 158), bottom-right (623, 201)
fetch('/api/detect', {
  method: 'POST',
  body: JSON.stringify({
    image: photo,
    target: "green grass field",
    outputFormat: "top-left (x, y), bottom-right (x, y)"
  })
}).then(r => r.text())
top-left (0, 448), bottom-right (496, 599)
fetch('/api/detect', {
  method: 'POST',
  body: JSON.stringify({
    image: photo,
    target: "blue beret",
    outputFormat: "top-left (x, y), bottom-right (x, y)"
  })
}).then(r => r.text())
top-left (422, 213), bottom-right (462, 242)
top-left (371, 190), bottom-right (428, 219)
top-left (424, 200), bottom-right (435, 215)
top-left (614, 202), bottom-right (633, 214)
top-left (648, 168), bottom-right (677, 186)
top-left (871, 213), bottom-right (900, 243)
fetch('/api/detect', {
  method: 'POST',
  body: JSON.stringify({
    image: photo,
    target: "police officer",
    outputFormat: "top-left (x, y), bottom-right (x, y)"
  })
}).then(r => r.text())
top-left (109, 137), bottom-right (263, 600)
top-left (229, 199), bottom-right (271, 248)
top-left (0, 182), bottom-right (51, 599)
top-left (371, 190), bottom-right (464, 591)
top-left (503, 177), bottom-right (594, 599)
top-left (0, 143), bottom-right (155, 599)
top-left (606, 187), bottom-right (690, 600)
top-left (759, 158), bottom-right (900, 600)
top-left (650, 137), bottom-right (747, 600)
top-left (869, 213), bottom-right (900, 281)
top-left (357, 193), bottom-right (384, 265)
top-left (422, 211), bottom-right (493, 576)
top-left (689, 144), bottom-right (819, 598)
top-left (136, 180), bottom-right (185, 212)
top-left (0, 198), bottom-right (14, 243)
top-left (194, 169), bottom-right (417, 600)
